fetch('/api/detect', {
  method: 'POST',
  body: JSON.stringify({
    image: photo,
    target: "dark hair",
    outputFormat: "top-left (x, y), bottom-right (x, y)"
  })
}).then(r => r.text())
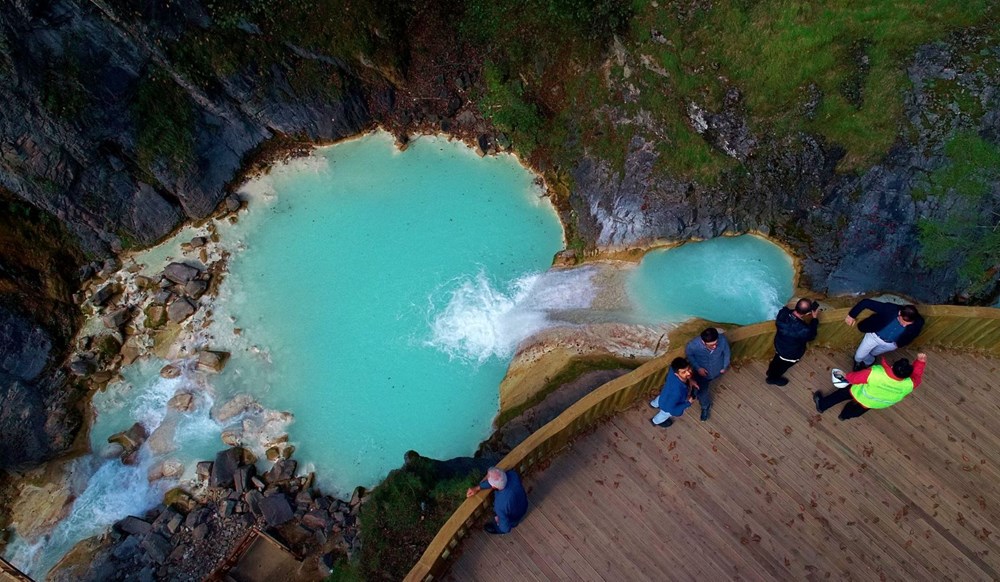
top-left (794, 298), bottom-right (815, 315)
top-left (891, 358), bottom-right (914, 379)
top-left (670, 357), bottom-right (691, 371)
top-left (700, 328), bottom-right (719, 342)
top-left (899, 305), bottom-right (919, 323)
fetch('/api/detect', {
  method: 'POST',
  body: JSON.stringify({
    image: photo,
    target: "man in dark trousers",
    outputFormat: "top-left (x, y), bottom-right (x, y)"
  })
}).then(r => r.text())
top-left (814, 353), bottom-right (927, 420)
top-left (845, 299), bottom-right (924, 371)
top-left (466, 466), bottom-right (528, 534)
top-left (685, 327), bottom-right (730, 421)
top-left (765, 298), bottom-right (819, 386)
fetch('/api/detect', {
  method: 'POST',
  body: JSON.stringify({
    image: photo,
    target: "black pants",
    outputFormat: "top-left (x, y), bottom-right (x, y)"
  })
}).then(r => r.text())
top-left (816, 387), bottom-right (870, 420)
top-left (766, 354), bottom-right (797, 380)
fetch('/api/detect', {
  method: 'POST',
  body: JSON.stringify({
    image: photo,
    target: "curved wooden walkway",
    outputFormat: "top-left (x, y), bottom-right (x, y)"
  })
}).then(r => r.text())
top-left (446, 348), bottom-right (1000, 581)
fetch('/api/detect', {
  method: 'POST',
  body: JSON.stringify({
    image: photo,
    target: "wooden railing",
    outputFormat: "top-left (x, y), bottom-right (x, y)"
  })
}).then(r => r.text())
top-left (405, 305), bottom-right (1000, 581)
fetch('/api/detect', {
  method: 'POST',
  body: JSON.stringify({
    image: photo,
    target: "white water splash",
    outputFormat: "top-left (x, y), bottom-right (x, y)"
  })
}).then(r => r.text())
top-left (8, 450), bottom-right (169, 577)
top-left (427, 267), bottom-right (598, 363)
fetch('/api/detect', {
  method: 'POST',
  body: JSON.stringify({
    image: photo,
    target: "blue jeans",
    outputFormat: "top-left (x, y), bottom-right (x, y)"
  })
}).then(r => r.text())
top-left (694, 373), bottom-right (713, 408)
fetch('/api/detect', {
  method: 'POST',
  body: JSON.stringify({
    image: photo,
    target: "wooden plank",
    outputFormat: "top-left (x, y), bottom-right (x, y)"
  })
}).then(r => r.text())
top-left (445, 347), bottom-right (1000, 581)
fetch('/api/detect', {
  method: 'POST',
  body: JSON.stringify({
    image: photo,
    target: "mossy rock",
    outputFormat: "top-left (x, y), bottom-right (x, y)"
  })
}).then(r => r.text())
top-left (164, 487), bottom-right (196, 513)
top-left (144, 304), bottom-right (168, 329)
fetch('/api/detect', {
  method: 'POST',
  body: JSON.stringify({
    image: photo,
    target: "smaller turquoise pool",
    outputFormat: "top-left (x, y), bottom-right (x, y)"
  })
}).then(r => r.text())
top-left (628, 235), bottom-right (794, 325)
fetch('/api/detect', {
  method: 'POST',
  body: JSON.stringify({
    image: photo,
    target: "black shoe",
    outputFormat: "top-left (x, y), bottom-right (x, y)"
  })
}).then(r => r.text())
top-left (766, 376), bottom-right (789, 386)
top-left (484, 523), bottom-right (503, 534)
top-left (852, 360), bottom-right (870, 372)
top-left (650, 417), bottom-right (674, 428)
top-left (813, 391), bottom-right (823, 413)
top-left (700, 407), bottom-right (711, 421)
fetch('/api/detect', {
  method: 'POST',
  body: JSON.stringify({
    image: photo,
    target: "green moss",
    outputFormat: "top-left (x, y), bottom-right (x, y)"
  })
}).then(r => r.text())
top-left (496, 355), bottom-right (638, 427)
top-left (358, 456), bottom-right (479, 580)
top-left (133, 68), bottom-right (195, 173)
top-left (917, 131), bottom-right (1000, 293)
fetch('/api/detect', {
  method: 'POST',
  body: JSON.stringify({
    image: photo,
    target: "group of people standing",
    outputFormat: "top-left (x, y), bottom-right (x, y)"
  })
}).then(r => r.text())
top-left (475, 298), bottom-right (931, 537)
top-left (650, 298), bottom-right (928, 427)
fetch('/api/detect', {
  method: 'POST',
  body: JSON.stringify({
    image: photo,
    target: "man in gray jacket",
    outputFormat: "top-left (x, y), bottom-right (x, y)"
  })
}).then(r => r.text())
top-left (685, 327), bottom-right (731, 421)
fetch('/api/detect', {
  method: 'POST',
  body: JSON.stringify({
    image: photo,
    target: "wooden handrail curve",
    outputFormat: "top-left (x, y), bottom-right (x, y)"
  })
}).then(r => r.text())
top-left (405, 305), bottom-right (1000, 581)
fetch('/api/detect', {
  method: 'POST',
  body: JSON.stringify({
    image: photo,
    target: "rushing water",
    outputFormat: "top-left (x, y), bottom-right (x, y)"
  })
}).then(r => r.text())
top-left (5, 135), bottom-right (798, 577)
top-left (628, 235), bottom-right (795, 325)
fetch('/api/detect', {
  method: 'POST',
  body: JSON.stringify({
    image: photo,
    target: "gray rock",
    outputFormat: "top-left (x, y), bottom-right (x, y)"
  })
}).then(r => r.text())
top-left (162, 262), bottom-right (201, 284)
top-left (259, 495), bottom-right (294, 526)
top-left (159, 364), bottom-right (182, 379)
top-left (90, 284), bottom-right (118, 307)
top-left (235, 464), bottom-right (256, 494)
top-left (141, 533), bottom-right (172, 564)
top-left (151, 290), bottom-right (173, 305)
top-left (111, 534), bottom-right (140, 560)
top-left (245, 490), bottom-right (264, 517)
top-left (192, 522), bottom-right (209, 541)
top-left (210, 447), bottom-right (242, 488)
top-left (116, 516), bottom-right (152, 536)
top-left (184, 279), bottom-right (209, 299)
top-left (68, 357), bottom-right (96, 376)
top-left (264, 459), bottom-right (297, 484)
top-left (184, 507), bottom-right (208, 529)
top-left (166, 512), bottom-right (184, 535)
top-left (166, 298), bottom-right (196, 323)
top-left (189, 236), bottom-right (208, 248)
top-left (102, 308), bottom-right (131, 329)
top-left (225, 195), bottom-right (242, 212)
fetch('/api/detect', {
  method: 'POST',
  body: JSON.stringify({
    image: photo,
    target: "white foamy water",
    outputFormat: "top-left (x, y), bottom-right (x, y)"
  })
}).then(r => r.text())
top-left (427, 267), bottom-right (598, 363)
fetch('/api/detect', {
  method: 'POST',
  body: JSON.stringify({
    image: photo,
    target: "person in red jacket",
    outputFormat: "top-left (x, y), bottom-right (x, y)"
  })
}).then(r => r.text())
top-left (813, 353), bottom-right (927, 420)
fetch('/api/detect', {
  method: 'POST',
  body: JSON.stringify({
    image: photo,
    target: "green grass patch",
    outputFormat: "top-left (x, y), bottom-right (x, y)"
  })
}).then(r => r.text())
top-left (357, 456), bottom-right (480, 581)
top-left (612, 0), bottom-right (997, 180)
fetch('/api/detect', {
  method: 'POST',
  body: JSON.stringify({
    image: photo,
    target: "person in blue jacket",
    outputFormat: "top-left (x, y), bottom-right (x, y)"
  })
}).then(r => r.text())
top-left (466, 467), bottom-right (528, 534)
top-left (648, 357), bottom-right (697, 427)
top-left (845, 299), bottom-right (923, 371)
top-left (685, 327), bottom-right (731, 421)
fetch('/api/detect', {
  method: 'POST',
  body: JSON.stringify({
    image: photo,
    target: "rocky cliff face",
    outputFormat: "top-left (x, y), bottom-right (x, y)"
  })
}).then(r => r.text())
top-left (571, 36), bottom-right (1000, 304)
top-left (0, 0), bottom-right (383, 468)
top-left (0, 0), bottom-right (997, 470)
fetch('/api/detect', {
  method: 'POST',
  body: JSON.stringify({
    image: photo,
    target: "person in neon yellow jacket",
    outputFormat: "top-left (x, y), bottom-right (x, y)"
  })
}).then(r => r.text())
top-left (813, 353), bottom-right (927, 420)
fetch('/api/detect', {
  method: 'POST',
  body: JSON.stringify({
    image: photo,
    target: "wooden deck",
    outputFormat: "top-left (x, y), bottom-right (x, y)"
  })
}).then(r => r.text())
top-left (446, 348), bottom-right (1000, 581)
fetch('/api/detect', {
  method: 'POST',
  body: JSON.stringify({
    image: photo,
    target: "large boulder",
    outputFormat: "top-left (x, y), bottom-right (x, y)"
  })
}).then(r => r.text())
top-left (210, 446), bottom-right (253, 488)
top-left (258, 495), bottom-right (294, 526)
top-left (107, 422), bottom-right (148, 463)
top-left (162, 262), bottom-right (201, 284)
top-left (166, 298), bottom-right (196, 323)
top-left (196, 350), bottom-right (229, 374)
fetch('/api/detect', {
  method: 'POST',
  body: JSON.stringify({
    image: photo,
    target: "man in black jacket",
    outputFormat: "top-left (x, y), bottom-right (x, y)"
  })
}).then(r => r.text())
top-left (845, 299), bottom-right (923, 370)
top-left (765, 298), bottom-right (820, 386)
